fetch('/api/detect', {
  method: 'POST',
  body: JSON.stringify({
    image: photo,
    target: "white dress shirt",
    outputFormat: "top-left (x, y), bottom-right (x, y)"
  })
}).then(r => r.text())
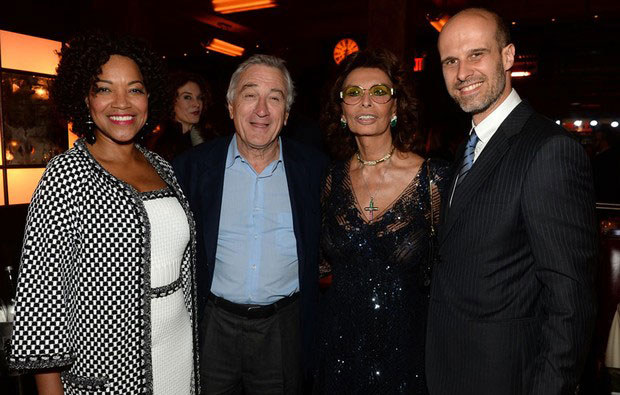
top-left (449, 89), bottom-right (522, 205)
top-left (471, 88), bottom-right (522, 162)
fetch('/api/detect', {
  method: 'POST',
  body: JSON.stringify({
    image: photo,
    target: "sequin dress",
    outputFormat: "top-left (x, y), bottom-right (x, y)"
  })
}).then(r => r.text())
top-left (316, 159), bottom-right (449, 395)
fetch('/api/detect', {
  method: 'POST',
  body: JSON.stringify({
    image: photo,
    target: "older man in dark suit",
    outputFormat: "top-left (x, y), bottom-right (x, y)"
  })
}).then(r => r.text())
top-left (174, 54), bottom-right (326, 394)
top-left (426, 8), bottom-right (597, 395)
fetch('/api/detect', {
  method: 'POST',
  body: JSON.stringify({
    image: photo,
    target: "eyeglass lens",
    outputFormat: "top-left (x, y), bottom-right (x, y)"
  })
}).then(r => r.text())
top-left (341, 84), bottom-right (393, 104)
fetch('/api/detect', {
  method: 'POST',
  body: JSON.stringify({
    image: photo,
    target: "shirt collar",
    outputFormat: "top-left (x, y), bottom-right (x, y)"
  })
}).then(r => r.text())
top-left (225, 134), bottom-right (284, 173)
top-left (470, 89), bottom-right (522, 143)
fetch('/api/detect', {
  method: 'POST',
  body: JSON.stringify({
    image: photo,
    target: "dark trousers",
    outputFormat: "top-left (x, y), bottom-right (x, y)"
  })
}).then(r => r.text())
top-left (199, 298), bottom-right (302, 395)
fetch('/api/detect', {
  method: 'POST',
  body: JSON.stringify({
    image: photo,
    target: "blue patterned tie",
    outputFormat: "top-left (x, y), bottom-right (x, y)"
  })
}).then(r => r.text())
top-left (456, 129), bottom-right (479, 188)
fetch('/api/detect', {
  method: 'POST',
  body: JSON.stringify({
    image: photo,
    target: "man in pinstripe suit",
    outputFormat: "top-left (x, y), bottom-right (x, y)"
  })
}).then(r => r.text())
top-left (425, 8), bottom-right (598, 395)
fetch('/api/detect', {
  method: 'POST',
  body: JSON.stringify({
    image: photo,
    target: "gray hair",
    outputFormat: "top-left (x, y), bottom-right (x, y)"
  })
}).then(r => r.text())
top-left (226, 54), bottom-right (295, 112)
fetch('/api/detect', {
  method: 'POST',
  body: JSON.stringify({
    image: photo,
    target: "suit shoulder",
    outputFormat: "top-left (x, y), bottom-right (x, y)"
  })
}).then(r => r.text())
top-left (517, 112), bottom-right (589, 179)
top-left (507, 109), bottom-right (583, 161)
top-left (523, 111), bottom-right (575, 143)
top-left (173, 136), bottom-right (230, 169)
top-left (283, 137), bottom-right (328, 168)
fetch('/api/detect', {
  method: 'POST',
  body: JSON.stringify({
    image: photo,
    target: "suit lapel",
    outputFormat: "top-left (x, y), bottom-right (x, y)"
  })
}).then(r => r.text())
top-left (440, 141), bottom-right (466, 227)
top-left (282, 138), bottom-right (308, 281)
top-left (201, 136), bottom-right (232, 266)
top-left (440, 102), bottom-right (534, 243)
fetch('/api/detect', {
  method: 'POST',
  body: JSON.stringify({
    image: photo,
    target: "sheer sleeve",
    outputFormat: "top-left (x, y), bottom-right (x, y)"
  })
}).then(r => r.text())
top-left (428, 159), bottom-right (451, 225)
top-left (319, 165), bottom-right (334, 281)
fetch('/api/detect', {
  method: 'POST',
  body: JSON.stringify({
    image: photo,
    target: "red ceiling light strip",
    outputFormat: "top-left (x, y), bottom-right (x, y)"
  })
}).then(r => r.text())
top-left (413, 57), bottom-right (424, 72)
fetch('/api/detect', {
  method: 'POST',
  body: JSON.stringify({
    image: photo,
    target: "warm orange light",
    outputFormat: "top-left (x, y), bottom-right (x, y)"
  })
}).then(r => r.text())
top-left (0, 30), bottom-right (61, 75)
top-left (11, 83), bottom-right (20, 93)
top-left (34, 86), bottom-right (49, 99)
top-left (5, 150), bottom-right (12, 161)
top-left (429, 14), bottom-right (450, 32)
top-left (333, 38), bottom-right (359, 65)
top-left (413, 57), bottom-right (424, 72)
top-left (7, 168), bottom-right (45, 205)
top-left (204, 39), bottom-right (245, 57)
top-left (511, 71), bottom-right (531, 77)
top-left (212, 0), bottom-right (277, 14)
top-left (68, 122), bottom-right (78, 148)
top-left (0, 174), bottom-right (4, 205)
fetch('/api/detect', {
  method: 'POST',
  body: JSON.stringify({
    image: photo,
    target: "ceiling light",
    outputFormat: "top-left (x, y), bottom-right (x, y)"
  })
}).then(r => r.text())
top-left (203, 39), bottom-right (245, 57)
top-left (212, 0), bottom-right (277, 14)
top-left (612, 121), bottom-right (619, 128)
top-left (426, 13), bottom-right (450, 32)
top-left (511, 71), bottom-right (531, 78)
top-left (574, 120), bottom-right (583, 127)
top-left (556, 120), bottom-right (561, 125)
top-left (590, 120), bottom-right (598, 127)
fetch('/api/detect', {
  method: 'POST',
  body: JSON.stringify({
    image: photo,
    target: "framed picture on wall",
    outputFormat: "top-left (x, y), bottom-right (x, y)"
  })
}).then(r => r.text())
top-left (1, 70), bottom-right (67, 166)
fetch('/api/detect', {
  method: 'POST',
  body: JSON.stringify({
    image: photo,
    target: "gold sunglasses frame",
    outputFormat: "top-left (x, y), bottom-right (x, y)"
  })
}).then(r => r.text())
top-left (339, 84), bottom-right (395, 105)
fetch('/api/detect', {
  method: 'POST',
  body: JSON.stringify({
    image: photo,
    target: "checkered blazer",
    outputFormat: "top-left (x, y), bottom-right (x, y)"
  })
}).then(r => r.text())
top-left (8, 139), bottom-right (199, 394)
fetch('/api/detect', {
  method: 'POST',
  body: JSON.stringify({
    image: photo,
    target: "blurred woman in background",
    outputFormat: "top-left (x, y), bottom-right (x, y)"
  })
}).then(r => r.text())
top-left (148, 71), bottom-right (216, 161)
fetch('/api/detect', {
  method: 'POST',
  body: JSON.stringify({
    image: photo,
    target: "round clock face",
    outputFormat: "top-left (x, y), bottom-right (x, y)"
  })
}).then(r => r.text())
top-left (333, 38), bottom-right (360, 65)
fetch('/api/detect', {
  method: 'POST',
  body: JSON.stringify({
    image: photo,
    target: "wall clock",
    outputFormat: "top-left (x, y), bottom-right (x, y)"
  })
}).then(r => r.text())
top-left (333, 38), bottom-right (359, 65)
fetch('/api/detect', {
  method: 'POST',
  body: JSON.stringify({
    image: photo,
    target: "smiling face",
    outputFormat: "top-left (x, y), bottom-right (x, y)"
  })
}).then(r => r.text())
top-left (228, 64), bottom-right (289, 155)
top-left (438, 10), bottom-right (514, 124)
top-left (86, 55), bottom-right (148, 144)
top-left (174, 81), bottom-right (203, 133)
top-left (340, 67), bottom-right (396, 138)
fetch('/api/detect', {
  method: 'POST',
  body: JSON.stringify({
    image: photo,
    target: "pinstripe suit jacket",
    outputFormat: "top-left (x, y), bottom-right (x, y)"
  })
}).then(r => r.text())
top-left (426, 101), bottom-right (597, 395)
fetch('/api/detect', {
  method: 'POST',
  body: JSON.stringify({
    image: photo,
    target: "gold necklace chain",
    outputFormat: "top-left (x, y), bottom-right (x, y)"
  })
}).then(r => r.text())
top-left (356, 146), bottom-right (395, 166)
top-left (359, 159), bottom-right (390, 222)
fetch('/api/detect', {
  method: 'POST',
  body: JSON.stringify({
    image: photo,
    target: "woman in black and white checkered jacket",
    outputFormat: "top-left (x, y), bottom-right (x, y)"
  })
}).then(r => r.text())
top-left (9, 32), bottom-right (200, 394)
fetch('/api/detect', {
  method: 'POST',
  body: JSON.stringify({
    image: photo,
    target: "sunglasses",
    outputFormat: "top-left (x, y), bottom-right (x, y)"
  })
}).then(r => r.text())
top-left (340, 84), bottom-right (395, 105)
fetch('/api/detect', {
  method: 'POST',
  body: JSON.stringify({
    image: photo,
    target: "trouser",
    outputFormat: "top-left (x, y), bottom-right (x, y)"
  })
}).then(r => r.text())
top-left (199, 296), bottom-right (302, 395)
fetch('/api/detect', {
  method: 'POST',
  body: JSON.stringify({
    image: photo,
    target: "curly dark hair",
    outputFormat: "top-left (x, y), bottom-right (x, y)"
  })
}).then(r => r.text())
top-left (321, 48), bottom-right (424, 160)
top-left (167, 71), bottom-right (212, 128)
top-left (51, 31), bottom-right (168, 138)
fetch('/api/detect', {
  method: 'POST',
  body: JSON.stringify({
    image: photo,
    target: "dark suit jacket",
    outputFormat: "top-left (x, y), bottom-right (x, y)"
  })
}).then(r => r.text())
top-left (426, 101), bottom-right (598, 395)
top-left (173, 135), bottom-right (327, 377)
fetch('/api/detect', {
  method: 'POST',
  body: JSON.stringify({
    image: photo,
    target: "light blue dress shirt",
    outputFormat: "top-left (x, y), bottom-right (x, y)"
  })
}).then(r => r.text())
top-left (211, 135), bottom-right (299, 305)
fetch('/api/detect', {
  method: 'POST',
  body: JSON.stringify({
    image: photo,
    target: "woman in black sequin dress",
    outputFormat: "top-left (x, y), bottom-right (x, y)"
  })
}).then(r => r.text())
top-left (315, 49), bottom-right (450, 394)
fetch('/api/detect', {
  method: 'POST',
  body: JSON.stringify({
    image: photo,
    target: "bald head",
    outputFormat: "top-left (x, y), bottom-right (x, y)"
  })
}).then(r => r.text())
top-left (438, 8), bottom-right (515, 123)
top-left (441, 8), bottom-right (511, 52)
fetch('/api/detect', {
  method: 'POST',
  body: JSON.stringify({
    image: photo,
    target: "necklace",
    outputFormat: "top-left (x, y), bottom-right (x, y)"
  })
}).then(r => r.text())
top-left (359, 160), bottom-right (390, 222)
top-left (356, 146), bottom-right (395, 166)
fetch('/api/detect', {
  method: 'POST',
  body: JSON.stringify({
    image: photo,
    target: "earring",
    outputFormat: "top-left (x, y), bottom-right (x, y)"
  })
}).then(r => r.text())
top-left (340, 116), bottom-right (347, 129)
top-left (85, 114), bottom-right (96, 144)
top-left (390, 115), bottom-right (397, 128)
top-left (136, 121), bottom-right (150, 145)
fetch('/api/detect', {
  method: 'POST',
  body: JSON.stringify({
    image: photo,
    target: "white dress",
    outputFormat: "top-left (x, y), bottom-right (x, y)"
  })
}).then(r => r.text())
top-left (143, 189), bottom-right (192, 395)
